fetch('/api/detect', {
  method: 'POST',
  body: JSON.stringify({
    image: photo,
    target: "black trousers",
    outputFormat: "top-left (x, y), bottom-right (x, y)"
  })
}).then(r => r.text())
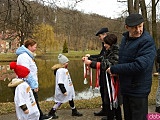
top-left (123, 95), bottom-right (148, 120)
top-left (100, 85), bottom-right (108, 111)
top-left (100, 72), bottom-right (122, 120)
top-left (99, 71), bottom-right (109, 111)
top-left (32, 90), bottom-right (43, 120)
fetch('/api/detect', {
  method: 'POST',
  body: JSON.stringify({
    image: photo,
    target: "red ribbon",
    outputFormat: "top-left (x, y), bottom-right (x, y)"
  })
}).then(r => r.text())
top-left (95, 62), bottom-right (100, 88)
top-left (110, 76), bottom-right (119, 102)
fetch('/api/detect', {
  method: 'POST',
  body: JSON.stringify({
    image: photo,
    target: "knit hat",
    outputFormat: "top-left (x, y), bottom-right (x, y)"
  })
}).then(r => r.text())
top-left (10, 62), bottom-right (30, 78)
top-left (125, 13), bottom-right (144, 27)
top-left (58, 54), bottom-right (69, 64)
top-left (103, 34), bottom-right (117, 46)
top-left (96, 27), bottom-right (109, 36)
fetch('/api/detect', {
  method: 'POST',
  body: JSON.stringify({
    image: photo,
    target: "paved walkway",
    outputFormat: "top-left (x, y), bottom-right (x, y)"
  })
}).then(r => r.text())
top-left (0, 105), bottom-right (156, 120)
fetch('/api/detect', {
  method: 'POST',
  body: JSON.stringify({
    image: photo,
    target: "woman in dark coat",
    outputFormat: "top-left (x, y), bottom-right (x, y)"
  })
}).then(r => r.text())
top-left (83, 34), bottom-right (122, 120)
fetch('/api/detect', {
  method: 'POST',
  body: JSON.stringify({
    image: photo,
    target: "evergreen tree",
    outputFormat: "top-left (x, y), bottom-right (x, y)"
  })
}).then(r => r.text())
top-left (62, 40), bottom-right (68, 53)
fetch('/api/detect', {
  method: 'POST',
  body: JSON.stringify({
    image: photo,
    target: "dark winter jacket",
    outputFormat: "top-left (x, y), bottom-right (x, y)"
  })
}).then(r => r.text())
top-left (110, 30), bottom-right (156, 97)
top-left (89, 44), bottom-right (119, 86)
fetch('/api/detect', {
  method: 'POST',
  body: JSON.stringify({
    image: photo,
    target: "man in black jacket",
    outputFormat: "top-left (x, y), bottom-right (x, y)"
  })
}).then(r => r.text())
top-left (85, 27), bottom-right (109, 116)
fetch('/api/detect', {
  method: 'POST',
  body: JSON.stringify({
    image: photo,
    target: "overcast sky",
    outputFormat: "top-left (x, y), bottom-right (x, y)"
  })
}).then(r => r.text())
top-left (55, 0), bottom-right (153, 18)
top-left (75, 0), bottom-right (128, 18)
top-left (55, 0), bottom-right (127, 18)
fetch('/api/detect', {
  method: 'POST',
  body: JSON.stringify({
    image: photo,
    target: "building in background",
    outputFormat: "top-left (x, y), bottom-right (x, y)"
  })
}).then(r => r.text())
top-left (0, 30), bottom-right (20, 53)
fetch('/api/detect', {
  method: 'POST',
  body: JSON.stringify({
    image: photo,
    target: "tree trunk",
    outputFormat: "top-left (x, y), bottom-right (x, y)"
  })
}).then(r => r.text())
top-left (152, 0), bottom-right (158, 72)
top-left (128, 0), bottom-right (140, 14)
top-left (140, 0), bottom-right (150, 32)
top-left (134, 0), bottom-right (140, 13)
top-left (152, 0), bottom-right (157, 47)
top-left (128, 0), bottom-right (134, 14)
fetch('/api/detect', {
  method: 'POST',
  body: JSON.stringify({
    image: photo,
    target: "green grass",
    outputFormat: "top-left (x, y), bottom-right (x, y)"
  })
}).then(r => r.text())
top-left (46, 50), bottom-right (100, 55)
top-left (41, 50), bottom-right (100, 57)
top-left (0, 53), bottom-right (17, 61)
top-left (36, 50), bottom-right (100, 60)
top-left (0, 97), bottom-right (102, 115)
top-left (0, 50), bottom-right (100, 61)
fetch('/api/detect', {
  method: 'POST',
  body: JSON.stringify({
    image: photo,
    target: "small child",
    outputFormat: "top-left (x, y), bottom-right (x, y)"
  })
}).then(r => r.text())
top-left (8, 62), bottom-right (40, 120)
top-left (48, 54), bottom-right (83, 119)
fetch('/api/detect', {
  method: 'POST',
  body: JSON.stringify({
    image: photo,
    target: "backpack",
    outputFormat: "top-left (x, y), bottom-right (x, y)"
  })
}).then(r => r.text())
top-left (157, 48), bottom-right (160, 63)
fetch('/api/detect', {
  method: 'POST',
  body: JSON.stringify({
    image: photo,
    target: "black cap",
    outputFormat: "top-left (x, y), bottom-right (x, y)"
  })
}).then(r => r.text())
top-left (125, 13), bottom-right (144, 27)
top-left (96, 27), bottom-right (109, 36)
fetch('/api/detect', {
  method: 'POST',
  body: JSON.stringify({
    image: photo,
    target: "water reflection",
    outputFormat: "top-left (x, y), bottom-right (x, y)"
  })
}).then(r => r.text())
top-left (0, 59), bottom-right (99, 102)
top-left (46, 88), bottom-right (100, 101)
top-left (0, 64), bottom-right (16, 81)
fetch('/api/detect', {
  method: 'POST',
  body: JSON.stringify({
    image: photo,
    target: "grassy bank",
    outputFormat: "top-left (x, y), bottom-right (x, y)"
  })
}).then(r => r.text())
top-left (0, 50), bottom-right (100, 61)
top-left (0, 97), bottom-right (102, 115)
top-left (0, 53), bottom-right (17, 62)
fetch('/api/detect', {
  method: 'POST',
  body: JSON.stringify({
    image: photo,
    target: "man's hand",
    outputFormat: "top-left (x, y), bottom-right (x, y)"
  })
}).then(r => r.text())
top-left (107, 67), bottom-right (117, 76)
top-left (82, 56), bottom-right (88, 61)
top-left (82, 54), bottom-right (90, 61)
top-left (84, 59), bottom-right (92, 65)
top-left (107, 67), bottom-right (111, 74)
top-left (85, 54), bottom-right (90, 57)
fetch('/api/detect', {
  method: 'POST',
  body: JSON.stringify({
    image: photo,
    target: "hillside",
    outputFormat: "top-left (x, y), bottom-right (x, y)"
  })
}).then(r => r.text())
top-left (0, 0), bottom-right (126, 52)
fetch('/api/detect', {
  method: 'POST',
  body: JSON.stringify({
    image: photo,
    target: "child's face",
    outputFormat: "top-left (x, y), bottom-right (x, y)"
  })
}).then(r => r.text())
top-left (64, 62), bottom-right (68, 68)
top-left (104, 43), bottom-right (110, 50)
top-left (25, 75), bottom-right (29, 78)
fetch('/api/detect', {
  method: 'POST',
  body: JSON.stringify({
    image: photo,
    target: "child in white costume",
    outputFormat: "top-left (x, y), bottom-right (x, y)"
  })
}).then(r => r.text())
top-left (48, 54), bottom-right (82, 119)
top-left (8, 62), bottom-right (40, 120)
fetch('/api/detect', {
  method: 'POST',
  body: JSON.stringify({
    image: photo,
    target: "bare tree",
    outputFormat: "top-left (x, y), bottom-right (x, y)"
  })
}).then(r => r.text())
top-left (140, 0), bottom-right (149, 31)
top-left (127, 0), bottom-right (140, 14)
top-left (152, 0), bottom-right (160, 48)
top-left (0, 0), bottom-right (34, 45)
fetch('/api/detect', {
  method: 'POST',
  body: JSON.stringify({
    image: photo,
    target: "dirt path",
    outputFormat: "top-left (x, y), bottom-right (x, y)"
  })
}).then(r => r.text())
top-left (0, 105), bottom-right (156, 120)
top-left (0, 108), bottom-right (101, 120)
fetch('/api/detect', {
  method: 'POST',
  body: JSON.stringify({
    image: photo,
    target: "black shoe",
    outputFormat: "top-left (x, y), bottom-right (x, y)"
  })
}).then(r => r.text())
top-left (51, 115), bottom-right (58, 119)
top-left (156, 106), bottom-right (160, 113)
top-left (94, 110), bottom-right (107, 116)
top-left (48, 108), bottom-right (58, 119)
top-left (72, 108), bottom-right (83, 116)
top-left (42, 114), bottom-right (53, 120)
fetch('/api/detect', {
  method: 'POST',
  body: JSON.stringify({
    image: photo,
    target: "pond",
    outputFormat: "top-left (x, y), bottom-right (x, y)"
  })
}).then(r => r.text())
top-left (0, 58), bottom-right (100, 102)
